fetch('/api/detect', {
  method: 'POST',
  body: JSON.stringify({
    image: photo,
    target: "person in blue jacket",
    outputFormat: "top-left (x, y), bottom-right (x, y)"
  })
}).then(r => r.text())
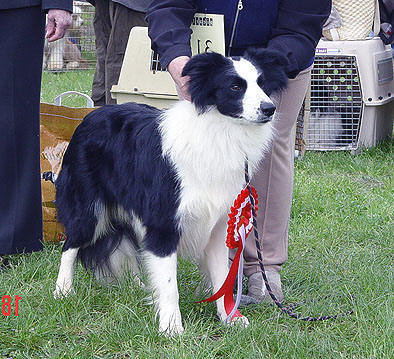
top-left (147, 0), bottom-right (331, 304)
top-left (0, 1), bottom-right (72, 258)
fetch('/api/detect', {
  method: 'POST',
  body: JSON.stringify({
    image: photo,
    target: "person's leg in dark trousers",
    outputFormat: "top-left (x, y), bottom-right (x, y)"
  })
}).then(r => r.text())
top-left (105, 2), bottom-right (147, 104)
top-left (0, 6), bottom-right (45, 254)
top-left (104, 2), bottom-right (147, 104)
top-left (91, 1), bottom-right (147, 105)
top-left (91, 0), bottom-right (112, 106)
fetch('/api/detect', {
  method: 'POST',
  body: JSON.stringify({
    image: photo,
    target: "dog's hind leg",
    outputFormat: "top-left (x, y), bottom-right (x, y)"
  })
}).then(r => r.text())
top-left (145, 250), bottom-right (184, 335)
top-left (202, 215), bottom-right (249, 326)
top-left (54, 247), bottom-right (79, 298)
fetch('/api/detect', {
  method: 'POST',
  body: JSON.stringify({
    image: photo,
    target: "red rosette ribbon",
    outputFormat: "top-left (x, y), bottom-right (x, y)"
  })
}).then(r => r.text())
top-left (197, 185), bottom-right (258, 322)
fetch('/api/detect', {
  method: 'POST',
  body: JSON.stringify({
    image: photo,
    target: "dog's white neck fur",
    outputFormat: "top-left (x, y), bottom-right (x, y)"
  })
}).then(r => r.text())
top-left (160, 101), bottom-right (272, 177)
top-left (159, 101), bottom-right (272, 256)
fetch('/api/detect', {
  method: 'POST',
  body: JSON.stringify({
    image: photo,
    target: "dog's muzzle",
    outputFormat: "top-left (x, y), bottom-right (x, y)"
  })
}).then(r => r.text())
top-left (257, 102), bottom-right (276, 123)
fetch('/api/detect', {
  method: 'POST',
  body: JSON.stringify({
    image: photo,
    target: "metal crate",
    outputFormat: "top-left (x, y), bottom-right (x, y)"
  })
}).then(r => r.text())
top-left (43, 1), bottom-right (96, 71)
top-left (307, 55), bottom-right (363, 150)
top-left (305, 38), bottom-right (393, 152)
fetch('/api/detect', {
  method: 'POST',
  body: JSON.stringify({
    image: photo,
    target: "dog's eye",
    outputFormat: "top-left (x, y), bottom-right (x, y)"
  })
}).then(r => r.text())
top-left (230, 84), bottom-right (242, 91)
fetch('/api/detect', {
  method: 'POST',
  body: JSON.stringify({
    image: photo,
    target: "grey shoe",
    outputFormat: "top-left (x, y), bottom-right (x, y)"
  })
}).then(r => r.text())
top-left (246, 270), bottom-right (284, 304)
top-left (238, 294), bottom-right (260, 306)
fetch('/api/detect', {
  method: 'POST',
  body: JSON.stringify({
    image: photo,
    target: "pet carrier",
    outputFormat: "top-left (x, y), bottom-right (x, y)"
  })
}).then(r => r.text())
top-left (110, 13), bottom-right (225, 108)
top-left (43, 1), bottom-right (96, 71)
top-left (305, 37), bottom-right (393, 152)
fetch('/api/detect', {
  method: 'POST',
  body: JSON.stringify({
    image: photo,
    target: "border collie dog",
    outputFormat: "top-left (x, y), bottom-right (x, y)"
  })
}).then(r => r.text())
top-left (54, 49), bottom-right (288, 335)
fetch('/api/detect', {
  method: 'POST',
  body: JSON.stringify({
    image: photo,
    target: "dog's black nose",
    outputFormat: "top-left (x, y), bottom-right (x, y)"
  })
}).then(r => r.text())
top-left (260, 102), bottom-right (276, 118)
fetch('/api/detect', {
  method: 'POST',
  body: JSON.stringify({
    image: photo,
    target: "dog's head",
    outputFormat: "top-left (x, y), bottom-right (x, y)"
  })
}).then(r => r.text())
top-left (182, 49), bottom-right (288, 124)
top-left (71, 5), bottom-right (84, 29)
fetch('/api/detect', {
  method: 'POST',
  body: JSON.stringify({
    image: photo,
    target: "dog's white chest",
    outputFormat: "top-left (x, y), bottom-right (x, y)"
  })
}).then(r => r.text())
top-left (176, 183), bottom-right (238, 258)
top-left (159, 101), bottom-right (272, 258)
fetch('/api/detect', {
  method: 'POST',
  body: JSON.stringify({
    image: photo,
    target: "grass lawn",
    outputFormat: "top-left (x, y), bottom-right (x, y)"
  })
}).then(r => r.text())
top-left (0, 71), bottom-right (392, 358)
top-left (40, 70), bottom-right (95, 107)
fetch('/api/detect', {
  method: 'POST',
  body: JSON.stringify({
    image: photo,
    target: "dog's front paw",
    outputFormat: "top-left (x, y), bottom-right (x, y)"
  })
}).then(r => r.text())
top-left (218, 310), bottom-right (250, 328)
top-left (159, 311), bottom-right (184, 336)
top-left (160, 322), bottom-right (184, 337)
top-left (53, 283), bottom-right (75, 299)
top-left (228, 315), bottom-right (250, 327)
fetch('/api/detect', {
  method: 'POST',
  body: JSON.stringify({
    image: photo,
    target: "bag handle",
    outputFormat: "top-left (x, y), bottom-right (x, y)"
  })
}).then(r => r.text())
top-left (54, 91), bottom-right (94, 108)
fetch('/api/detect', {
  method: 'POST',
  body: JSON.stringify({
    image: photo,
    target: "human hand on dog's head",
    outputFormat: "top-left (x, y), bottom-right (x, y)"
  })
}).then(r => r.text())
top-left (46, 10), bottom-right (72, 42)
top-left (168, 56), bottom-right (191, 102)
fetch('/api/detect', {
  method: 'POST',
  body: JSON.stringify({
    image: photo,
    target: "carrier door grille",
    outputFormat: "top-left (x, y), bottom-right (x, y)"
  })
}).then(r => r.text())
top-left (307, 55), bottom-right (363, 150)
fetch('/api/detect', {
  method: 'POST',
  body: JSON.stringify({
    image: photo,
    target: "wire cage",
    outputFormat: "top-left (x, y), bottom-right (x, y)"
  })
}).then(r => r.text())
top-left (43, 1), bottom-right (96, 72)
top-left (307, 55), bottom-right (363, 150)
top-left (304, 38), bottom-right (393, 152)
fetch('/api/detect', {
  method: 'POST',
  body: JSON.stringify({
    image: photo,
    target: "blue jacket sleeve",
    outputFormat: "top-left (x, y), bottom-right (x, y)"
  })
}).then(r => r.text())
top-left (42, 0), bottom-right (73, 13)
top-left (267, 0), bottom-right (331, 78)
top-left (146, 0), bottom-right (196, 68)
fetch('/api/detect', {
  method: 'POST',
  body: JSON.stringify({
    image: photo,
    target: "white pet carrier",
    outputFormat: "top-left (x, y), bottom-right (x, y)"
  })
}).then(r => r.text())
top-left (111, 13), bottom-right (225, 108)
top-left (305, 38), bottom-right (393, 152)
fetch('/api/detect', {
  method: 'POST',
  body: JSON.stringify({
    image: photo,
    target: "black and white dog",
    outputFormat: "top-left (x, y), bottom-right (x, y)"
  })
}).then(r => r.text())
top-left (54, 49), bottom-right (288, 335)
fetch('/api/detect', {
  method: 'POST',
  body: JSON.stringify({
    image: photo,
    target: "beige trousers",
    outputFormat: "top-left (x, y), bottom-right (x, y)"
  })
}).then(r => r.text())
top-left (242, 66), bottom-right (312, 276)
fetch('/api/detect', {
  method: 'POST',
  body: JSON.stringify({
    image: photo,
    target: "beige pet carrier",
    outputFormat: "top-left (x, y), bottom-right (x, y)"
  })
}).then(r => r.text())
top-left (111, 13), bottom-right (225, 108)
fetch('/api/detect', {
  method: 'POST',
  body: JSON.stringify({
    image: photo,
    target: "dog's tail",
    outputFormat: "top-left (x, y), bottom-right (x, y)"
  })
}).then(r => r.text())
top-left (77, 203), bottom-right (141, 284)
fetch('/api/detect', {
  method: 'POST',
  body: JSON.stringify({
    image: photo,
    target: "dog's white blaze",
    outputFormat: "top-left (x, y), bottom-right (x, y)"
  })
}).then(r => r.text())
top-left (144, 251), bottom-right (184, 334)
top-left (159, 99), bottom-right (273, 259)
top-left (231, 58), bottom-right (274, 122)
top-left (54, 247), bottom-right (79, 297)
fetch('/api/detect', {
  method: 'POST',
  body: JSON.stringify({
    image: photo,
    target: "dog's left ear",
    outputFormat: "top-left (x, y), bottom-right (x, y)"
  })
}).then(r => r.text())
top-left (245, 48), bottom-right (289, 94)
top-left (182, 52), bottom-right (229, 113)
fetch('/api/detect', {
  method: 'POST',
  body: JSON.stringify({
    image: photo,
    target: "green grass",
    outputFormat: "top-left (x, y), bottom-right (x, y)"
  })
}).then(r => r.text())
top-left (41, 70), bottom-right (95, 107)
top-left (0, 72), bottom-right (392, 358)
